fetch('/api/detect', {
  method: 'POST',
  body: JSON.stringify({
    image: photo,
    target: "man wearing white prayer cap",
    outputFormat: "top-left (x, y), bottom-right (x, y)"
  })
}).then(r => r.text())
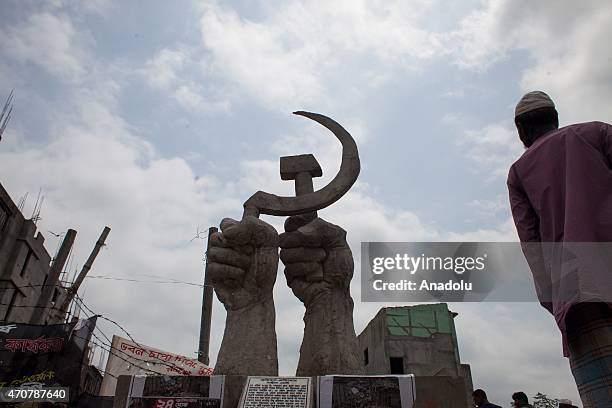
top-left (507, 91), bottom-right (612, 407)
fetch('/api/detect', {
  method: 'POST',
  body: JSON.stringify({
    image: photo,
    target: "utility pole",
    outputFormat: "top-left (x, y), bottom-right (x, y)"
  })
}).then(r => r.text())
top-left (198, 226), bottom-right (217, 365)
top-left (30, 229), bottom-right (77, 324)
top-left (59, 226), bottom-right (111, 317)
top-left (0, 90), bottom-right (13, 142)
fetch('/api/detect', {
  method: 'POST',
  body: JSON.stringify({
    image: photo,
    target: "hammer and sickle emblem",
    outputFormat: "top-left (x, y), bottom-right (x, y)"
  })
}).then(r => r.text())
top-left (243, 111), bottom-right (360, 218)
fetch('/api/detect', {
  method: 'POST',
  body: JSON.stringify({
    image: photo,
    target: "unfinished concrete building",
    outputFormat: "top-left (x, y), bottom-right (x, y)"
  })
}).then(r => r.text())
top-left (358, 303), bottom-right (473, 406)
top-left (0, 185), bottom-right (70, 324)
top-left (0, 182), bottom-right (76, 324)
top-left (0, 182), bottom-right (109, 325)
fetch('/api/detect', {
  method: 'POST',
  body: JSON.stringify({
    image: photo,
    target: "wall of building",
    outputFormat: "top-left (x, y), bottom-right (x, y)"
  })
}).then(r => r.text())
top-left (358, 308), bottom-right (389, 375)
top-left (387, 334), bottom-right (460, 377)
top-left (357, 303), bottom-right (473, 408)
top-left (81, 364), bottom-right (104, 396)
top-left (0, 182), bottom-right (68, 324)
top-left (459, 364), bottom-right (473, 406)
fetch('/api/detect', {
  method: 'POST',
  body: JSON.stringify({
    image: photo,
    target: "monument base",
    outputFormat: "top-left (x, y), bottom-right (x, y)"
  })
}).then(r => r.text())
top-left (112, 374), bottom-right (469, 408)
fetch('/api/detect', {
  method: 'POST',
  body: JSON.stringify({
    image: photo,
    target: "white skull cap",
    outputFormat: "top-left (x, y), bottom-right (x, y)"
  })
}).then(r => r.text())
top-left (515, 91), bottom-right (555, 117)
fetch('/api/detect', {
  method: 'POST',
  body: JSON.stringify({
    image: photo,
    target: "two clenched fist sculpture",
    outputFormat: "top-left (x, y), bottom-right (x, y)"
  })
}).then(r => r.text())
top-left (208, 215), bottom-right (363, 376)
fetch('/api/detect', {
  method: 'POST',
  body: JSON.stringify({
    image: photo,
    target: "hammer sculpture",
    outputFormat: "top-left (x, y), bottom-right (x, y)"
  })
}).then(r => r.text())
top-left (243, 111), bottom-right (360, 219)
top-left (280, 153), bottom-right (321, 223)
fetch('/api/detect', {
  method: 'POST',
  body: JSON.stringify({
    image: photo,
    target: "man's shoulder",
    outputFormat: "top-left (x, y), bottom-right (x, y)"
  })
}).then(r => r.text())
top-left (572, 120), bottom-right (610, 127)
top-left (555, 121), bottom-right (611, 149)
top-left (507, 160), bottom-right (521, 185)
top-left (506, 121), bottom-right (611, 185)
top-left (517, 121), bottom-right (609, 158)
top-left (561, 120), bottom-right (610, 134)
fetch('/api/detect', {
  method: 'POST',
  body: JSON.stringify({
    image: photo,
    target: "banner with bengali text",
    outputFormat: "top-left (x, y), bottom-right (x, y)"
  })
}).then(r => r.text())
top-left (0, 316), bottom-right (97, 401)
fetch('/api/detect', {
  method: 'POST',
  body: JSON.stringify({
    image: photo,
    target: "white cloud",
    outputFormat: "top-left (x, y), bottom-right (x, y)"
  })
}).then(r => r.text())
top-left (199, 3), bottom-right (324, 111)
top-left (470, 196), bottom-right (507, 215)
top-left (519, 4), bottom-right (612, 124)
top-left (452, 0), bottom-right (515, 70)
top-left (48, 0), bottom-right (114, 15)
top-left (460, 122), bottom-right (523, 177)
top-left (173, 84), bottom-right (229, 113)
top-left (453, 0), bottom-right (612, 189)
top-left (447, 218), bottom-right (517, 242)
top-left (452, 303), bottom-right (579, 403)
top-left (0, 12), bottom-right (88, 81)
top-left (197, 0), bottom-right (449, 111)
top-left (142, 47), bottom-right (231, 113)
top-left (144, 48), bottom-right (190, 89)
top-left (454, 0), bottom-right (612, 123)
top-left (325, 186), bottom-right (441, 243)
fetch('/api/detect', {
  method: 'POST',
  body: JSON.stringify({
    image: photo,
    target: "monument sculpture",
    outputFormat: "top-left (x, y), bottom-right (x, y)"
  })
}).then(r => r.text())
top-left (207, 216), bottom-right (279, 376)
top-left (208, 111), bottom-right (364, 377)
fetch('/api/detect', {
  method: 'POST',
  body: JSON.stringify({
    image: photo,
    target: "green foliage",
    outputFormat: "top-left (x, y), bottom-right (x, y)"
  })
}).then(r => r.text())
top-left (532, 392), bottom-right (559, 408)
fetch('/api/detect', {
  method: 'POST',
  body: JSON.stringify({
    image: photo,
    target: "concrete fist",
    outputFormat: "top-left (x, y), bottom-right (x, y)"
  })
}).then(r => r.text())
top-left (208, 216), bottom-right (279, 310)
top-left (279, 215), bottom-right (354, 307)
top-left (279, 214), bottom-right (362, 375)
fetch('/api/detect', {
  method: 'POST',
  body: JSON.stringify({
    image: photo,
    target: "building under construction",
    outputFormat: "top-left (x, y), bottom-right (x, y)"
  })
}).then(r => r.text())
top-left (0, 181), bottom-right (109, 325)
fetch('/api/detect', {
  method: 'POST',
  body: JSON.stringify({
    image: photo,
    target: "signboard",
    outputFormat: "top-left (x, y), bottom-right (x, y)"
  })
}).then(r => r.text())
top-left (123, 375), bottom-right (224, 408)
top-left (238, 376), bottom-right (312, 408)
top-left (100, 335), bottom-right (212, 396)
top-left (317, 375), bottom-right (415, 408)
top-left (0, 317), bottom-right (96, 402)
top-left (127, 397), bottom-right (221, 408)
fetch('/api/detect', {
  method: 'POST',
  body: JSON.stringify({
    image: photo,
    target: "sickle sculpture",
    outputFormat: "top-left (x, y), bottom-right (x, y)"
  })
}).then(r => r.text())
top-left (243, 111), bottom-right (360, 218)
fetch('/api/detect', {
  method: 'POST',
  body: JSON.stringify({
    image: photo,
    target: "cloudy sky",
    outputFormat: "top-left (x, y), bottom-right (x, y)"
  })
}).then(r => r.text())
top-left (2, 0), bottom-right (611, 404)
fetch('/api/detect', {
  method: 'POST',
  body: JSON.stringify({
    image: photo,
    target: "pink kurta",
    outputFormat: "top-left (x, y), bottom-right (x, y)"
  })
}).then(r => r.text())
top-left (507, 121), bottom-right (612, 356)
